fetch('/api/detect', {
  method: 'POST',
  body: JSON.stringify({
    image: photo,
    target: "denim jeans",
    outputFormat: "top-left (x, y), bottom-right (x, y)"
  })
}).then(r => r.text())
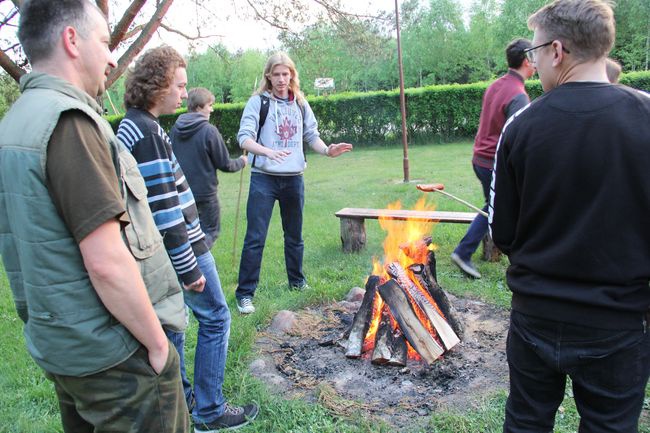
top-left (504, 311), bottom-right (650, 433)
top-left (236, 172), bottom-right (305, 299)
top-left (167, 251), bottom-right (231, 424)
top-left (196, 196), bottom-right (220, 250)
top-left (453, 164), bottom-right (492, 261)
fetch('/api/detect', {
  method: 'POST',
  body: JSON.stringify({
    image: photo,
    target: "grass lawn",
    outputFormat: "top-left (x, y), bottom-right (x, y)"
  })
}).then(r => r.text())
top-left (0, 140), bottom-right (648, 432)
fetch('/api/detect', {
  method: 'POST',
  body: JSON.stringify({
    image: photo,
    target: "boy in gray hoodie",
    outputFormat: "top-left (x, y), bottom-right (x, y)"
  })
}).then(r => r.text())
top-left (235, 52), bottom-right (352, 314)
top-left (171, 88), bottom-right (247, 249)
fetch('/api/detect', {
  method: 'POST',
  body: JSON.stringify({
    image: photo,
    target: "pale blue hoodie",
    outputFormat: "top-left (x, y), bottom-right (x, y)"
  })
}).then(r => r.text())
top-left (237, 91), bottom-right (321, 175)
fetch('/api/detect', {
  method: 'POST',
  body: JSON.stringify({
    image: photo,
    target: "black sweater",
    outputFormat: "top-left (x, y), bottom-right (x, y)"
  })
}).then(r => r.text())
top-left (490, 82), bottom-right (650, 329)
top-left (170, 113), bottom-right (245, 200)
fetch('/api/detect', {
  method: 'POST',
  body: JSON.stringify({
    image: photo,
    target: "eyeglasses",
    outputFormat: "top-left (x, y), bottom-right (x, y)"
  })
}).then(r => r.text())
top-left (523, 41), bottom-right (571, 62)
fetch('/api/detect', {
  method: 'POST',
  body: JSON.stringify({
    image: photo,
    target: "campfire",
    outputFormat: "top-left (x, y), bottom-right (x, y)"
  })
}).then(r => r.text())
top-left (346, 198), bottom-right (464, 366)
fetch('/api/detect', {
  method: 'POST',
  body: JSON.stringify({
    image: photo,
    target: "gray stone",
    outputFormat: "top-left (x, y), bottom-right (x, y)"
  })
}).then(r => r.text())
top-left (345, 286), bottom-right (365, 302)
top-left (269, 310), bottom-right (297, 334)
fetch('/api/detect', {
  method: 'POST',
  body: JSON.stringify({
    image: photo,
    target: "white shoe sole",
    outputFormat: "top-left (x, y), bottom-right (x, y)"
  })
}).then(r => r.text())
top-left (451, 253), bottom-right (481, 279)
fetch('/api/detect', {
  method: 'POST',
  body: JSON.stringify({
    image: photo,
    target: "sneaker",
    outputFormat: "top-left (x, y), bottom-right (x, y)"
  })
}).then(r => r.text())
top-left (290, 283), bottom-right (310, 291)
top-left (451, 252), bottom-right (482, 279)
top-left (236, 297), bottom-right (255, 314)
top-left (194, 402), bottom-right (259, 432)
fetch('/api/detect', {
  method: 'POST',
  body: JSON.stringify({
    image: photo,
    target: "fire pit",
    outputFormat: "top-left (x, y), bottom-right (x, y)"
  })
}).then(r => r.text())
top-left (250, 199), bottom-right (510, 430)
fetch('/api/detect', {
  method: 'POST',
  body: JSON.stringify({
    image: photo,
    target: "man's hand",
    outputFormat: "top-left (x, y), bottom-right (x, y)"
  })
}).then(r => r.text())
top-left (240, 155), bottom-right (248, 166)
top-left (184, 275), bottom-right (206, 292)
top-left (327, 142), bottom-right (353, 157)
top-left (266, 148), bottom-right (292, 162)
top-left (148, 340), bottom-right (169, 374)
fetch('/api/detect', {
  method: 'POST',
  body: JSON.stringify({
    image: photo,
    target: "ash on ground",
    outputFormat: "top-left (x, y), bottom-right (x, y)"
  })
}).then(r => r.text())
top-left (250, 289), bottom-right (510, 431)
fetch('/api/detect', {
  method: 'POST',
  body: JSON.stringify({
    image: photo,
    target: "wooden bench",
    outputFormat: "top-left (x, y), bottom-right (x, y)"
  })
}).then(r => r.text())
top-left (334, 207), bottom-right (500, 261)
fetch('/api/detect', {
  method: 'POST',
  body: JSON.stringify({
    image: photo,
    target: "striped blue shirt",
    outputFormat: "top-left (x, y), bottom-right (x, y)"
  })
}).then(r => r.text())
top-left (117, 108), bottom-right (207, 285)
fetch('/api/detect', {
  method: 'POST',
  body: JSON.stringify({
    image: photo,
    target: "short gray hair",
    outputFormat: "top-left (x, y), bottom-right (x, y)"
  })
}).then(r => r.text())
top-left (528, 0), bottom-right (615, 62)
top-left (18, 0), bottom-right (97, 64)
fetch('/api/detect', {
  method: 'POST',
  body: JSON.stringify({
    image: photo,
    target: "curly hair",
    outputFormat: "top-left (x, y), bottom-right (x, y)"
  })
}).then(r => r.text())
top-left (124, 45), bottom-right (186, 111)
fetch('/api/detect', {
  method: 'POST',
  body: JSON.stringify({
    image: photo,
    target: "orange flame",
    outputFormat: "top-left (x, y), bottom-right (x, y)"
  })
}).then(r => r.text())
top-left (363, 196), bottom-right (446, 361)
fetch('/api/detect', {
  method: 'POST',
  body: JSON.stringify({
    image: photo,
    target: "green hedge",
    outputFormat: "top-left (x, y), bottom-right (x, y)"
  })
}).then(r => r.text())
top-left (107, 71), bottom-right (649, 152)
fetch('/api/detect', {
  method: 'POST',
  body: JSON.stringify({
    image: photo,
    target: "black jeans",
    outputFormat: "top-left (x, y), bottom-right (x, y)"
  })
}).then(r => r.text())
top-left (236, 173), bottom-right (305, 299)
top-left (196, 196), bottom-right (220, 250)
top-left (504, 311), bottom-right (650, 433)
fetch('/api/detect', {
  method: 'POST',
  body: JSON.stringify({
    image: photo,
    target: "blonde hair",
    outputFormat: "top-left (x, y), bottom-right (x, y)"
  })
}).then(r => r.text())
top-left (256, 52), bottom-right (305, 105)
top-left (187, 87), bottom-right (215, 112)
top-left (528, 0), bottom-right (615, 62)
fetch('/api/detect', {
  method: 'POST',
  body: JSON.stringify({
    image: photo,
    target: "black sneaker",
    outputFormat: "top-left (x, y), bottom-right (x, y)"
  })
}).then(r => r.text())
top-left (194, 402), bottom-right (259, 432)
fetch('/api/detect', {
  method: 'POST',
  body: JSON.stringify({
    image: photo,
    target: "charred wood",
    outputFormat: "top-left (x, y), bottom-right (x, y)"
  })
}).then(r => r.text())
top-left (377, 279), bottom-right (444, 365)
top-left (371, 307), bottom-right (407, 366)
top-left (345, 275), bottom-right (380, 358)
top-left (387, 263), bottom-right (460, 351)
top-left (409, 263), bottom-right (464, 339)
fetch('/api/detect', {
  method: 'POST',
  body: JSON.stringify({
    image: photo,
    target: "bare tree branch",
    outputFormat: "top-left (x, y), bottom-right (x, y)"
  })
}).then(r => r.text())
top-left (106, 0), bottom-right (174, 89)
top-left (0, 49), bottom-right (24, 81)
top-left (244, 0), bottom-right (290, 32)
top-left (9, 0), bottom-right (22, 9)
top-left (109, 0), bottom-right (147, 51)
top-left (0, 7), bottom-right (18, 28)
top-left (159, 23), bottom-right (222, 40)
top-left (95, 0), bottom-right (108, 16)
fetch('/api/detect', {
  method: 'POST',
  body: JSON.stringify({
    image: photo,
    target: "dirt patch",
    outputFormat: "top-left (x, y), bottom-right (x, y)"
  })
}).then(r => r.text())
top-left (250, 292), bottom-right (510, 431)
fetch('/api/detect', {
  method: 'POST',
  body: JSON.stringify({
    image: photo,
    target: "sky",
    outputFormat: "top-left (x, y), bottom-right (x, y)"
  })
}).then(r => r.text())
top-left (0, 0), bottom-right (472, 59)
top-left (145, 0), bottom-right (472, 55)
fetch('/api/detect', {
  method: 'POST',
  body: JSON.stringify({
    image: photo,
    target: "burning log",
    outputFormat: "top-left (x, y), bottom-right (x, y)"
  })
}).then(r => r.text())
top-left (377, 279), bottom-right (444, 365)
top-left (371, 306), bottom-right (407, 366)
top-left (346, 275), bottom-right (380, 358)
top-left (409, 263), bottom-right (464, 339)
top-left (387, 263), bottom-right (460, 351)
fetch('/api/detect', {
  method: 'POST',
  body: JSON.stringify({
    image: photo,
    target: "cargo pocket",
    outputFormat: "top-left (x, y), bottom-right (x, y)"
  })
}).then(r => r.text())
top-left (119, 151), bottom-right (163, 259)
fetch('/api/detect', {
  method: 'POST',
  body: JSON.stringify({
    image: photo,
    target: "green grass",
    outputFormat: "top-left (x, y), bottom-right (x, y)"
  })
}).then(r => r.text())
top-left (1, 140), bottom-right (648, 432)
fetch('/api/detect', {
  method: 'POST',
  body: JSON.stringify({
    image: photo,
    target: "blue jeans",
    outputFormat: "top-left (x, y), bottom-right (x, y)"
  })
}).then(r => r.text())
top-left (166, 252), bottom-right (231, 424)
top-left (453, 164), bottom-right (492, 261)
top-left (504, 311), bottom-right (650, 433)
top-left (237, 173), bottom-right (305, 299)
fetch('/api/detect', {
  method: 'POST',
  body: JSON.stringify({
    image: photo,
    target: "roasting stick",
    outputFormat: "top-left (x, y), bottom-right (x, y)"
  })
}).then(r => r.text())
top-left (416, 183), bottom-right (488, 217)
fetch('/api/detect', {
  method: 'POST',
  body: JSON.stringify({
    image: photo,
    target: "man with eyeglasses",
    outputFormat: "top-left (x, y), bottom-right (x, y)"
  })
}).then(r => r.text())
top-left (450, 38), bottom-right (535, 279)
top-left (489, 1), bottom-right (650, 432)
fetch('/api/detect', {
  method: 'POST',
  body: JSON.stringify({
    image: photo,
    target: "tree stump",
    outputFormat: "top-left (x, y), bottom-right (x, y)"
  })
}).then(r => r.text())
top-left (482, 233), bottom-right (502, 262)
top-left (340, 217), bottom-right (366, 253)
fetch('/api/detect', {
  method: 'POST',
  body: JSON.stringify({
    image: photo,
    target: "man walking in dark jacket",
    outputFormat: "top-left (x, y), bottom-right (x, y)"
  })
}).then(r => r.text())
top-left (450, 38), bottom-right (535, 279)
top-left (171, 88), bottom-right (247, 249)
top-left (490, 1), bottom-right (650, 431)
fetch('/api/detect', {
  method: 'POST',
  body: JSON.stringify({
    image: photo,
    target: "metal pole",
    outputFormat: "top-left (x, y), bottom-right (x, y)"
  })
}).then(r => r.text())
top-left (395, 0), bottom-right (409, 183)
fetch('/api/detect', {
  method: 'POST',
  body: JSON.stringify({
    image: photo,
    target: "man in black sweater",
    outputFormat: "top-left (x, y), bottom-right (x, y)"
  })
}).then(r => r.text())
top-left (489, 0), bottom-right (650, 432)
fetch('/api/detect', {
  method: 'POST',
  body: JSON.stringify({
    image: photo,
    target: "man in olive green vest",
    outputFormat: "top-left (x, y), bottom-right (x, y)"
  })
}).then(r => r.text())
top-left (0, 1), bottom-right (188, 431)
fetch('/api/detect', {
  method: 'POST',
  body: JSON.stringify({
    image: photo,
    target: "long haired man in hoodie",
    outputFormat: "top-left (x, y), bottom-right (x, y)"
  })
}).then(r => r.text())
top-left (235, 52), bottom-right (352, 314)
top-left (170, 88), bottom-right (247, 249)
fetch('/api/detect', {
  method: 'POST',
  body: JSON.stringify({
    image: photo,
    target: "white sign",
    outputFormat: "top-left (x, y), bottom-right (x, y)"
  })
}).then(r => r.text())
top-left (314, 78), bottom-right (335, 90)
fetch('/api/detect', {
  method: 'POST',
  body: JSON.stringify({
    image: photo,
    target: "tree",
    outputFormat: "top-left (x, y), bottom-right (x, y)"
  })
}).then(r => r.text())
top-left (610, 0), bottom-right (650, 71)
top-left (0, 0), bottom-right (177, 88)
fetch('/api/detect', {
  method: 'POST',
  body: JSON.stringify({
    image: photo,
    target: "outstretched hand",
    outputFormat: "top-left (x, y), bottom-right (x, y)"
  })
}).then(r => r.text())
top-left (327, 142), bottom-right (353, 157)
top-left (267, 148), bottom-right (292, 162)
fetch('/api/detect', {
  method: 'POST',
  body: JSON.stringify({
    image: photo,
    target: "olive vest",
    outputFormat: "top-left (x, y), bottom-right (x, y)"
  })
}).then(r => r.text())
top-left (0, 73), bottom-right (185, 376)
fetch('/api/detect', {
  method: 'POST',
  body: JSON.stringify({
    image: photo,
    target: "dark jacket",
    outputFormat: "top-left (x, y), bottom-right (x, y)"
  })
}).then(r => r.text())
top-left (171, 112), bottom-right (245, 200)
top-left (489, 82), bottom-right (650, 330)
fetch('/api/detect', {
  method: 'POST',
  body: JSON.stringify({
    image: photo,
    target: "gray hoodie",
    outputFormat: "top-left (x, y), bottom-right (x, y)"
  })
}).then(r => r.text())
top-left (237, 91), bottom-right (321, 175)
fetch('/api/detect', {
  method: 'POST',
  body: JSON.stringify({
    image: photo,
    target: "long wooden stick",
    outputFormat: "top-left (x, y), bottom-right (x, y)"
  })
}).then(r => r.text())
top-left (416, 184), bottom-right (488, 217)
top-left (231, 151), bottom-right (248, 267)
